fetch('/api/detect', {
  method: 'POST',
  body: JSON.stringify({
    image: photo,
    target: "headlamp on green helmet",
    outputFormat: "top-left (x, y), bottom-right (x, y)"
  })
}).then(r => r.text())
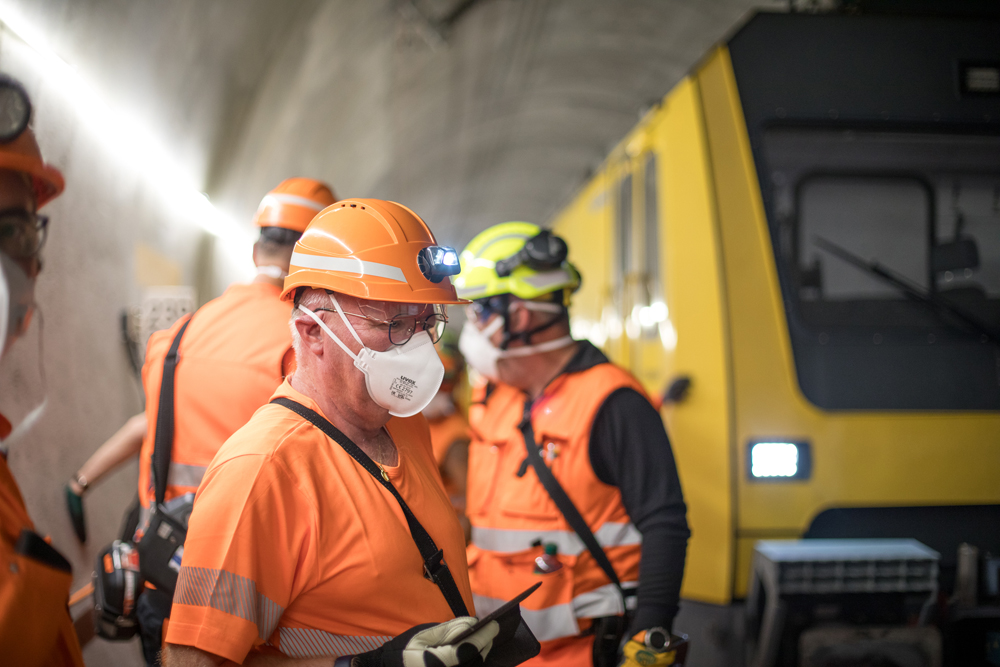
top-left (454, 222), bottom-right (580, 302)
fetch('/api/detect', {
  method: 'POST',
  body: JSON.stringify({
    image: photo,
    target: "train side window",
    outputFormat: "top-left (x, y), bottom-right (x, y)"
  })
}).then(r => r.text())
top-left (617, 171), bottom-right (633, 282)
top-left (644, 154), bottom-right (661, 300)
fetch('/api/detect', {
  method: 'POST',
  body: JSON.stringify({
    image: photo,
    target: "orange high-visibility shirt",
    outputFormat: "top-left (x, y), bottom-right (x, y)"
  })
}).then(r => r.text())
top-left (166, 379), bottom-right (474, 664)
top-left (428, 410), bottom-right (470, 505)
top-left (137, 282), bottom-right (293, 528)
top-left (0, 416), bottom-right (85, 667)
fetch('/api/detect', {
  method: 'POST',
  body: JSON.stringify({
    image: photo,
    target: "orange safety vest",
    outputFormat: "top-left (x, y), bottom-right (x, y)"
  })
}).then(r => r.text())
top-left (136, 282), bottom-right (293, 532)
top-left (428, 410), bottom-right (470, 507)
top-left (0, 415), bottom-right (85, 666)
top-left (466, 363), bottom-right (646, 667)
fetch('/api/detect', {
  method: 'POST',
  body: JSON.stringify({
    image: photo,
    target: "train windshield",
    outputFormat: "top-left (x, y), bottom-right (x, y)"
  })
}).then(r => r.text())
top-left (763, 128), bottom-right (1000, 410)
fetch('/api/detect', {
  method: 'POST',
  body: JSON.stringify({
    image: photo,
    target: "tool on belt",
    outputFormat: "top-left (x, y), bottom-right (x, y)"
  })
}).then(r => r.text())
top-left (517, 400), bottom-right (637, 667)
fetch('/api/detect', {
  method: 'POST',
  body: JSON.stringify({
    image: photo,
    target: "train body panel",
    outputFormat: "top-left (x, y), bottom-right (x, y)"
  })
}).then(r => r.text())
top-left (552, 10), bottom-right (1000, 616)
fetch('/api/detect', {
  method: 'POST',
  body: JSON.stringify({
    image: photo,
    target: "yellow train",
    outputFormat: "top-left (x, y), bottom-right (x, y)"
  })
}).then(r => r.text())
top-left (552, 6), bottom-right (1000, 665)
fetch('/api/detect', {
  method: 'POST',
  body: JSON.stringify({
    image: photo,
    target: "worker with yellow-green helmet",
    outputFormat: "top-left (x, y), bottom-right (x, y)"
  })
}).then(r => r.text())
top-left (457, 221), bottom-right (691, 667)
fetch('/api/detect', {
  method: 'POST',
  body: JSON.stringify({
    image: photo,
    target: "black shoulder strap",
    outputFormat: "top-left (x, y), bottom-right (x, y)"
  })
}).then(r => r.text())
top-left (270, 396), bottom-right (470, 618)
top-left (518, 401), bottom-right (627, 601)
top-left (152, 316), bottom-right (193, 508)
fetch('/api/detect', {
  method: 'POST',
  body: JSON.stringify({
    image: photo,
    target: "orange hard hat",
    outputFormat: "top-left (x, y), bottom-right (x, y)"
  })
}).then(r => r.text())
top-left (252, 177), bottom-right (337, 233)
top-left (281, 199), bottom-right (466, 305)
top-left (0, 127), bottom-right (64, 209)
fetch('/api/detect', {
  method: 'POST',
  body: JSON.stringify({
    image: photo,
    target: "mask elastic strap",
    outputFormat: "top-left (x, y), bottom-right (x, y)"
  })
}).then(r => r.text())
top-left (502, 335), bottom-right (574, 358)
top-left (298, 305), bottom-right (359, 362)
top-left (327, 293), bottom-right (367, 349)
top-left (256, 265), bottom-right (287, 279)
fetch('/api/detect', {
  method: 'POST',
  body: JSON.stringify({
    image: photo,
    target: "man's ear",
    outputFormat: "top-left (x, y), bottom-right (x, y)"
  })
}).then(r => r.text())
top-left (293, 315), bottom-right (325, 357)
top-left (508, 302), bottom-right (533, 334)
top-left (252, 241), bottom-right (261, 268)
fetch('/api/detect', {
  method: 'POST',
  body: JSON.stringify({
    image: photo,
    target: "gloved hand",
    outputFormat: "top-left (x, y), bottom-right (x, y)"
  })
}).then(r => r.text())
top-left (64, 483), bottom-right (87, 542)
top-left (349, 617), bottom-right (500, 667)
top-left (617, 629), bottom-right (688, 667)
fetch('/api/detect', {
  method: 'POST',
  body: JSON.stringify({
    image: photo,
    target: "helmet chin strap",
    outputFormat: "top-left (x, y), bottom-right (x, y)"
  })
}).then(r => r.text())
top-left (500, 300), bottom-right (568, 351)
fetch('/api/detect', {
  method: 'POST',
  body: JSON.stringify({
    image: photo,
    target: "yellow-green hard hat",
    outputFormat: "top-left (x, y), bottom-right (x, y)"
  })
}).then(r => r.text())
top-left (453, 221), bottom-right (581, 301)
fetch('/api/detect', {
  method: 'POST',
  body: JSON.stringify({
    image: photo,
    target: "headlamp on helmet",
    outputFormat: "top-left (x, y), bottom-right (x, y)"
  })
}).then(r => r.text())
top-left (0, 76), bottom-right (31, 144)
top-left (418, 245), bottom-right (461, 283)
top-left (494, 230), bottom-right (567, 278)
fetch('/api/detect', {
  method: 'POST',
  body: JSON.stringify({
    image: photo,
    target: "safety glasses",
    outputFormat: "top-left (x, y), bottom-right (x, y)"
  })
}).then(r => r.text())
top-left (313, 303), bottom-right (448, 346)
top-left (0, 208), bottom-right (48, 261)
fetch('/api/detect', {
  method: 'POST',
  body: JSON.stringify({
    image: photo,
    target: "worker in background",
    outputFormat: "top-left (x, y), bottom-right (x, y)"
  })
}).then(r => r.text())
top-left (0, 74), bottom-right (84, 666)
top-left (454, 222), bottom-right (690, 667)
top-left (163, 200), bottom-right (507, 667)
top-left (424, 330), bottom-right (471, 538)
top-left (118, 178), bottom-right (336, 666)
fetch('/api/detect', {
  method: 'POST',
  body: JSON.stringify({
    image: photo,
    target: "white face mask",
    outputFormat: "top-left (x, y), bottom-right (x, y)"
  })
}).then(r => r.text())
top-left (299, 294), bottom-right (445, 418)
top-left (459, 309), bottom-right (575, 383)
top-left (0, 253), bottom-right (47, 454)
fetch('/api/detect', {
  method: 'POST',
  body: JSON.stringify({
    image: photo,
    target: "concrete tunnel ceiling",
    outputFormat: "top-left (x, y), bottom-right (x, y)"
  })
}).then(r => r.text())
top-left (8, 0), bottom-right (773, 257)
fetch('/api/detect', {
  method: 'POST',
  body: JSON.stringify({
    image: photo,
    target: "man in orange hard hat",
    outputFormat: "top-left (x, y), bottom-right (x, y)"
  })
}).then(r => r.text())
top-left (164, 200), bottom-right (533, 667)
top-left (69, 177), bottom-right (335, 665)
top-left (0, 73), bottom-right (84, 666)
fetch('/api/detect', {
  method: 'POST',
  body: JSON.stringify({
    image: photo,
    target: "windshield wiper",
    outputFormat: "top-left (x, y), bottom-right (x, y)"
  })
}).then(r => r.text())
top-left (813, 236), bottom-right (1000, 346)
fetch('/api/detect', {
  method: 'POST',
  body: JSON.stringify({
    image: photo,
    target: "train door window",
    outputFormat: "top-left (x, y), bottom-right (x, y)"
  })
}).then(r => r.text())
top-left (617, 171), bottom-right (633, 282)
top-left (763, 127), bottom-right (1000, 410)
top-left (642, 154), bottom-right (664, 338)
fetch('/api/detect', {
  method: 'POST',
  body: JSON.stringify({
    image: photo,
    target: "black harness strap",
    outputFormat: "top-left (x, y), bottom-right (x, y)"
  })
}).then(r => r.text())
top-left (270, 396), bottom-right (470, 618)
top-left (152, 316), bottom-right (193, 507)
top-left (518, 400), bottom-right (630, 604)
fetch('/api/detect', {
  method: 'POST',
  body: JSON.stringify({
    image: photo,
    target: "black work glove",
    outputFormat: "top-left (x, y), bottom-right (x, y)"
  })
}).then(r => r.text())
top-left (64, 483), bottom-right (87, 542)
top-left (348, 617), bottom-right (499, 667)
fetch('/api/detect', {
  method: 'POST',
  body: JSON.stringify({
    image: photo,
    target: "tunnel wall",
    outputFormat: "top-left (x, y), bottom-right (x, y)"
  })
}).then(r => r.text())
top-left (0, 1), bottom-right (768, 663)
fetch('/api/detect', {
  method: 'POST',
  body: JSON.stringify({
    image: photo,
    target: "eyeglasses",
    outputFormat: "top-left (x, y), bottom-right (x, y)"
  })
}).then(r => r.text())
top-left (313, 303), bottom-right (448, 346)
top-left (467, 295), bottom-right (509, 325)
top-left (0, 208), bottom-right (48, 260)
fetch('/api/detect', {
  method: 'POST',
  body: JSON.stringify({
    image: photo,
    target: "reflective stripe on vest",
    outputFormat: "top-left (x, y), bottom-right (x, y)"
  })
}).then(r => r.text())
top-left (169, 462), bottom-right (207, 488)
top-left (473, 582), bottom-right (638, 642)
top-left (271, 628), bottom-right (392, 658)
top-left (471, 521), bottom-right (642, 555)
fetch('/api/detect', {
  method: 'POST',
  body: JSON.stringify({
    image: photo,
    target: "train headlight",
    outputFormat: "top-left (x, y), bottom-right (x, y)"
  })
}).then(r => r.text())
top-left (749, 440), bottom-right (811, 480)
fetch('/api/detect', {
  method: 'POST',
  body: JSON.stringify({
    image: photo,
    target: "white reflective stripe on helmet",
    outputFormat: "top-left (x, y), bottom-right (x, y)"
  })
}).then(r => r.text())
top-left (265, 193), bottom-right (328, 211)
top-left (290, 252), bottom-right (407, 283)
top-left (272, 627), bottom-right (392, 657)
top-left (472, 582), bottom-right (637, 642)
top-left (471, 521), bottom-right (642, 555)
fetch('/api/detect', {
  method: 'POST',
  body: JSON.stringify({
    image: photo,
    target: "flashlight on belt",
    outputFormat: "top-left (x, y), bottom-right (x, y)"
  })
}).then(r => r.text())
top-left (619, 628), bottom-right (689, 666)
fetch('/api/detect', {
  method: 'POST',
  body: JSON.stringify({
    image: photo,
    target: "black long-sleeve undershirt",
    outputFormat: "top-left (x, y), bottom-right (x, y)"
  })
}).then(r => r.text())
top-left (589, 386), bottom-right (690, 633)
top-left (546, 341), bottom-right (688, 633)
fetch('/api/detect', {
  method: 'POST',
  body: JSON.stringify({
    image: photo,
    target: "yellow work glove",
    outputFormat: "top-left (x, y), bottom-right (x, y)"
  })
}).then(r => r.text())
top-left (617, 628), bottom-right (688, 667)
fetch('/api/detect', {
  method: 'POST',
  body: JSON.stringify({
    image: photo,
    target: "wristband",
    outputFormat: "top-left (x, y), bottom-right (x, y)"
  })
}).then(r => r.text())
top-left (73, 473), bottom-right (89, 493)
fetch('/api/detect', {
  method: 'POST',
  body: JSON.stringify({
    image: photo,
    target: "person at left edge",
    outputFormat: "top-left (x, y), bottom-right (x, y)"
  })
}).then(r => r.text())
top-left (0, 73), bottom-right (84, 666)
top-left (129, 178), bottom-right (336, 666)
top-left (163, 200), bottom-right (501, 667)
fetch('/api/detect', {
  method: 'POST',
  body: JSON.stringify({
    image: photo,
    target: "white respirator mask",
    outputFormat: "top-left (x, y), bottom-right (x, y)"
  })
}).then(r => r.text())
top-left (299, 294), bottom-right (444, 418)
top-left (0, 252), bottom-right (47, 454)
top-left (458, 301), bottom-right (575, 383)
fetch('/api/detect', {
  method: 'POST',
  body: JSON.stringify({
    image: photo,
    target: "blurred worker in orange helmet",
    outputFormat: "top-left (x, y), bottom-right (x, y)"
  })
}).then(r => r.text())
top-left (163, 200), bottom-right (536, 667)
top-left (423, 329), bottom-right (472, 540)
top-left (0, 73), bottom-right (84, 666)
top-left (63, 177), bottom-right (335, 665)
